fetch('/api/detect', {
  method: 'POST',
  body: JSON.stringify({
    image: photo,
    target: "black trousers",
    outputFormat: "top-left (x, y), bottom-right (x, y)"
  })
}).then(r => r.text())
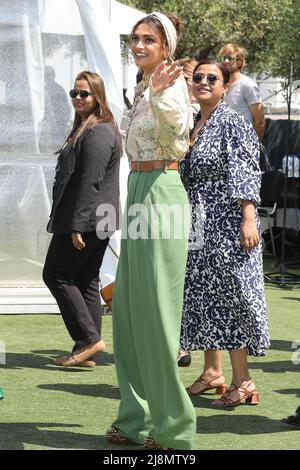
top-left (43, 232), bottom-right (109, 345)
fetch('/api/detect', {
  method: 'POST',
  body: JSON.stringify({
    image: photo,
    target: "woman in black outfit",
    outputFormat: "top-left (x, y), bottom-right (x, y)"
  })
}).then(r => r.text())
top-left (43, 71), bottom-right (121, 367)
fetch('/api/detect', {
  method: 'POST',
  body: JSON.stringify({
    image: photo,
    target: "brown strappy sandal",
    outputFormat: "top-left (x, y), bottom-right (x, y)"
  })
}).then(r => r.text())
top-left (212, 382), bottom-right (259, 408)
top-left (186, 373), bottom-right (228, 397)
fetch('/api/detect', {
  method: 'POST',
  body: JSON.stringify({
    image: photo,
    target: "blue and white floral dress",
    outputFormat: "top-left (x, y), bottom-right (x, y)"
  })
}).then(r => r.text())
top-left (180, 102), bottom-right (270, 356)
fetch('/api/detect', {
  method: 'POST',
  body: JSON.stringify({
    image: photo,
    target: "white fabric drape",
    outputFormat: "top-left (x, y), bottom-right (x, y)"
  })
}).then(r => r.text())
top-left (21, 11), bottom-right (44, 152)
top-left (0, 0), bottom-right (44, 153)
top-left (76, 0), bottom-right (123, 125)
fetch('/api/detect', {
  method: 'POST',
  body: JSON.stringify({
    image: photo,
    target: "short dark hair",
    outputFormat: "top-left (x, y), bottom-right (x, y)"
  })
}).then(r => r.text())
top-left (193, 59), bottom-right (230, 84)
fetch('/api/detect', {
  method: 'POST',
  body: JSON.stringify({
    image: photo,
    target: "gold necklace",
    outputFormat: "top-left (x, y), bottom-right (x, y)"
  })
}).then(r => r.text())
top-left (129, 75), bottom-right (151, 118)
top-left (142, 75), bottom-right (151, 89)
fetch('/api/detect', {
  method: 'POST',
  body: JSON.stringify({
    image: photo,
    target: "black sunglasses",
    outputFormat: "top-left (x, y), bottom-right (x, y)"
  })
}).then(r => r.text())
top-left (69, 89), bottom-right (91, 99)
top-left (192, 73), bottom-right (222, 85)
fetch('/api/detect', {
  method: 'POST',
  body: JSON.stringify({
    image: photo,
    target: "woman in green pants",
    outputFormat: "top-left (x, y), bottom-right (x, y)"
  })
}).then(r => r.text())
top-left (106, 12), bottom-right (196, 450)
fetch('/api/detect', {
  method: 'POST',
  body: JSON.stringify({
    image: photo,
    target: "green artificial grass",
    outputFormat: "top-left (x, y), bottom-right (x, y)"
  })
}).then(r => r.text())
top-left (0, 284), bottom-right (300, 450)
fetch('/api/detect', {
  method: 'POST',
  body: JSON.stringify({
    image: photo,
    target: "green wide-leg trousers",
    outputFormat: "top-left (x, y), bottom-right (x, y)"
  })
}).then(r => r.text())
top-left (112, 169), bottom-right (196, 450)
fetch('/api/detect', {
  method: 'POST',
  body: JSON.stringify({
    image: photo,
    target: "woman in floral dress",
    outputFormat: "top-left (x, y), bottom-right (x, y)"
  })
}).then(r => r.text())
top-left (181, 59), bottom-right (270, 407)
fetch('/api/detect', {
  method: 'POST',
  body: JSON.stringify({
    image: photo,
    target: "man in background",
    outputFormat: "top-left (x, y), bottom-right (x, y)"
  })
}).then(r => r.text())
top-left (218, 43), bottom-right (265, 141)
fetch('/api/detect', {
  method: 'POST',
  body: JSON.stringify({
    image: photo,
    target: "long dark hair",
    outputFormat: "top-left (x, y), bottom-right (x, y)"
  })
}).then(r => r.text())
top-left (70, 71), bottom-right (118, 142)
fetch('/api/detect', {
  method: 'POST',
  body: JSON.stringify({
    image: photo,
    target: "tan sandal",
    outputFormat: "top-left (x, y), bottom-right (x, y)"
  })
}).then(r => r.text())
top-left (54, 355), bottom-right (96, 367)
top-left (56, 340), bottom-right (105, 367)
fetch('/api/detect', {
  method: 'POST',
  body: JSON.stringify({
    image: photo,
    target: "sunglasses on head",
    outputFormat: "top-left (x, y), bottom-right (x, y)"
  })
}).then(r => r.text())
top-left (192, 73), bottom-right (222, 85)
top-left (69, 89), bottom-right (91, 99)
top-left (218, 55), bottom-right (237, 62)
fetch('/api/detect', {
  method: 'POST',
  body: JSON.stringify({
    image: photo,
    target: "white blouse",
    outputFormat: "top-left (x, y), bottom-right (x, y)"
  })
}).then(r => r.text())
top-left (125, 75), bottom-right (190, 162)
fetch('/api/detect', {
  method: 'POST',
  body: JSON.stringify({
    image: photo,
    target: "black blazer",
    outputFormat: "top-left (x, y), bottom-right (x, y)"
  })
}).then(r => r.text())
top-left (47, 122), bottom-right (121, 234)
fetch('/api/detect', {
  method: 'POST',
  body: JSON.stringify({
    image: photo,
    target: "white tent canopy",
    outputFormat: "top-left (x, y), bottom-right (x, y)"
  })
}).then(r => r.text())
top-left (42, 0), bottom-right (144, 35)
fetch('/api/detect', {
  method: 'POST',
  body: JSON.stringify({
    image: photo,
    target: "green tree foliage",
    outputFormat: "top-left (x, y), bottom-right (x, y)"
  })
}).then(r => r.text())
top-left (122, 0), bottom-right (300, 77)
top-left (270, 0), bottom-right (300, 78)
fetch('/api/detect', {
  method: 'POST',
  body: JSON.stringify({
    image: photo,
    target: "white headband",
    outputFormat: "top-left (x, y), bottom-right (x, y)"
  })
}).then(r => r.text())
top-left (147, 12), bottom-right (177, 57)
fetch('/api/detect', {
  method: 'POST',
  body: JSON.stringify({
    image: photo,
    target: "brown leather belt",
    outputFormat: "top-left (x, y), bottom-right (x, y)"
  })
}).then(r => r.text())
top-left (130, 160), bottom-right (179, 172)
